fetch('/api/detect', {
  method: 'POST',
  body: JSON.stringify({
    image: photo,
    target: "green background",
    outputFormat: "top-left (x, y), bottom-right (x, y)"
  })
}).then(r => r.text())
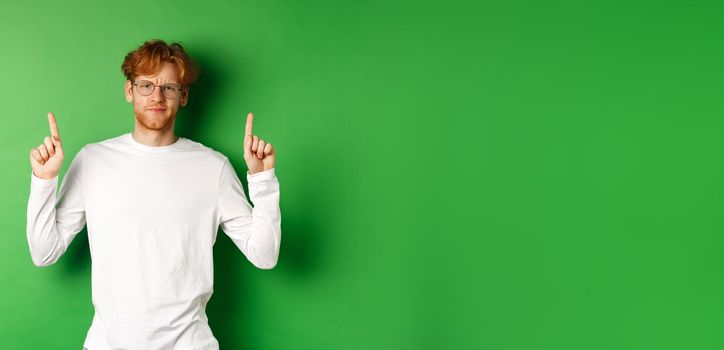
top-left (1, 0), bottom-right (723, 349)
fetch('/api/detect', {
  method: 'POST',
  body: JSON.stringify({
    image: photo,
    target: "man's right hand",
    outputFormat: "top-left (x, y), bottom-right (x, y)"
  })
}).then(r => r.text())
top-left (29, 112), bottom-right (64, 180)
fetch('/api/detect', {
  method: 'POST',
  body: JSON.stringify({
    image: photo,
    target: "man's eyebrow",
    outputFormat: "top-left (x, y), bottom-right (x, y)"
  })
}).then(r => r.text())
top-left (139, 79), bottom-right (180, 85)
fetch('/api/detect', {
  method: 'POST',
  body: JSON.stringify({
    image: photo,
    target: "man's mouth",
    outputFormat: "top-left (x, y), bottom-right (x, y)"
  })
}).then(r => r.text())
top-left (147, 107), bottom-right (167, 112)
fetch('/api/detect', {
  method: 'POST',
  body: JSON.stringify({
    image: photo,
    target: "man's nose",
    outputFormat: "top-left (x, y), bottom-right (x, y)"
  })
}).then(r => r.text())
top-left (150, 85), bottom-right (165, 101)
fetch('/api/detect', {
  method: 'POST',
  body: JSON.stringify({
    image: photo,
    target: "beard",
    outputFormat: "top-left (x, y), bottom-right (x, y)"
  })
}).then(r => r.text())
top-left (135, 110), bottom-right (175, 131)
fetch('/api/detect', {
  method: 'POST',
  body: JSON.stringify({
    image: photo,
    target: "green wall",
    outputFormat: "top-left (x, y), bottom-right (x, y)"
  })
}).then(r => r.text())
top-left (2, 0), bottom-right (723, 349)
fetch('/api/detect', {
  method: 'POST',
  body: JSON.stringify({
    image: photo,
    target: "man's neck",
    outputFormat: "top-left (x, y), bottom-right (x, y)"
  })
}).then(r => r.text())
top-left (131, 127), bottom-right (179, 147)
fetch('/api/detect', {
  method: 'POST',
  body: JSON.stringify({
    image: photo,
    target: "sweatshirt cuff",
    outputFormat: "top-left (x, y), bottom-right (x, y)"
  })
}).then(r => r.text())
top-left (247, 167), bottom-right (276, 182)
top-left (30, 172), bottom-right (58, 190)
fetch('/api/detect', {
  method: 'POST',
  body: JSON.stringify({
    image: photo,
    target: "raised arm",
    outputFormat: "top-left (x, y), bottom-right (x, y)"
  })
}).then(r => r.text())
top-left (218, 112), bottom-right (281, 269)
top-left (218, 158), bottom-right (281, 269)
top-left (26, 112), bottom-right (86, 267)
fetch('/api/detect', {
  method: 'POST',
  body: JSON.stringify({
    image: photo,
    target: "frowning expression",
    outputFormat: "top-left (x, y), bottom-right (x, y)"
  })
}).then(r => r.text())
top-left (124, 62), bottom-right (189, 131)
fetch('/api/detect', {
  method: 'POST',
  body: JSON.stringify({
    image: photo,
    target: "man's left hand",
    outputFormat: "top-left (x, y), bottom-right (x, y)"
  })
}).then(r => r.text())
top-left (243, 112), bottom-right (275, 175)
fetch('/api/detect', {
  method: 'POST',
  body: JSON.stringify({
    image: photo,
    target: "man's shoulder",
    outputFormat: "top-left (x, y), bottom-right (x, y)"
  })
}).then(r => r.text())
top-left (79, 134), bottom-right (127, 153)
top-left (177, 137), bottom-right (228, 161)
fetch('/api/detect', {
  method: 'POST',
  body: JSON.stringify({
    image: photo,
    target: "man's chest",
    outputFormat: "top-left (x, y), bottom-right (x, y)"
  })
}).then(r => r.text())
top-left (83, 157), bottom-right (219, 226)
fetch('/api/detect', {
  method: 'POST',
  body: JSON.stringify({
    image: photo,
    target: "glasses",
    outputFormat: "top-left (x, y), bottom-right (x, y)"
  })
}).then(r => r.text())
top-left (132, 80), bottom-right (184, 99)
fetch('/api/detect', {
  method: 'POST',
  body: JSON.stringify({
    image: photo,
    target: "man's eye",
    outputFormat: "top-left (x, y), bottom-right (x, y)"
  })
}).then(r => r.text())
top-left (164, 85), bottom-right (180, 92)
top-left (139, 83), bottom-right (153, 89)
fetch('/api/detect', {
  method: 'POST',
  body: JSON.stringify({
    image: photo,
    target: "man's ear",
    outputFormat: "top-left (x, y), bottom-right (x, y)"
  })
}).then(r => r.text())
top-left (125, 80), bottom-right (133, 103)
top-left (180, 87), bottom-right (189, 107)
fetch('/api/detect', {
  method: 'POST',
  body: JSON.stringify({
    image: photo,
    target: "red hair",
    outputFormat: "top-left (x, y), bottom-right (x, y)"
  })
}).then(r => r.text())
top-left (120, 39), bottom-right (199, 86)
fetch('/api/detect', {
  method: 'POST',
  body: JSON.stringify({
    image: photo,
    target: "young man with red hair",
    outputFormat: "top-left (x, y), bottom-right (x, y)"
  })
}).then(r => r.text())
top-left (26, 39), bottom-right (281, 350)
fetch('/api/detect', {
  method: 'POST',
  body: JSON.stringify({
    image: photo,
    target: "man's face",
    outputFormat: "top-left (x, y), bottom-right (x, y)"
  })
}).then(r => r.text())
top-left (124, 62), bottom-right (189, 131)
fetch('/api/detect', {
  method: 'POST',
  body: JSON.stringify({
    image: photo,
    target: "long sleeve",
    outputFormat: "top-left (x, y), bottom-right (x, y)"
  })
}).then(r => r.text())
top-left (26, 147), bottom-right (87, 267)
top-left (218, 158), bottom-right (281, 269)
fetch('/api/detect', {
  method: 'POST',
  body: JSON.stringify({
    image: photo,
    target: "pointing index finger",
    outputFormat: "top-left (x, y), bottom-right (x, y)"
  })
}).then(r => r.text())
top-left (245, 112), bottom-right (254, 138)
top-left (48, 112), bottom-right (60, 139)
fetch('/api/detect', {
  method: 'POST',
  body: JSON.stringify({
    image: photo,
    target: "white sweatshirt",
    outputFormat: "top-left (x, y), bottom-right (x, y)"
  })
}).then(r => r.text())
top-left (26, 132), bottom-right (281, 350)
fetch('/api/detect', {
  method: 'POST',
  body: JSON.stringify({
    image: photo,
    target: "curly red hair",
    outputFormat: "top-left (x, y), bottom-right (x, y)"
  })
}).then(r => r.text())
top-left (121, 39), bottom-right (199, 86)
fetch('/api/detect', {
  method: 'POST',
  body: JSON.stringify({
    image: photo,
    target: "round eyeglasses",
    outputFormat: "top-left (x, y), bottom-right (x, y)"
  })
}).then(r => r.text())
top-left (132, 80), bottom-right (184, 99)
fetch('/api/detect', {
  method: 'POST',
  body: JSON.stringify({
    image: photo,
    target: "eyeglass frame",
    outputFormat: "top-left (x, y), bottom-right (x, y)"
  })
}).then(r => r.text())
top-left (131, 80), bottom-right (187, 99)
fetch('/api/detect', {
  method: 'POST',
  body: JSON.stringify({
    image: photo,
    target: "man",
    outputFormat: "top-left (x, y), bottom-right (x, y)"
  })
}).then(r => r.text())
top-left (26, 39), bottom-right (281, 350)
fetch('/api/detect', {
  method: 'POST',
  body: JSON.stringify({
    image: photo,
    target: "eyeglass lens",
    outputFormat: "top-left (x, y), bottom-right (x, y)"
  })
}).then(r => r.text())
top-left (135, 80), bottom-right (182, 98)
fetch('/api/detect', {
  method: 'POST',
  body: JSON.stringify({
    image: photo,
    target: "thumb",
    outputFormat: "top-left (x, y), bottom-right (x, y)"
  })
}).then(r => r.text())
top-left (52, 136), bottom-right (64, 156)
